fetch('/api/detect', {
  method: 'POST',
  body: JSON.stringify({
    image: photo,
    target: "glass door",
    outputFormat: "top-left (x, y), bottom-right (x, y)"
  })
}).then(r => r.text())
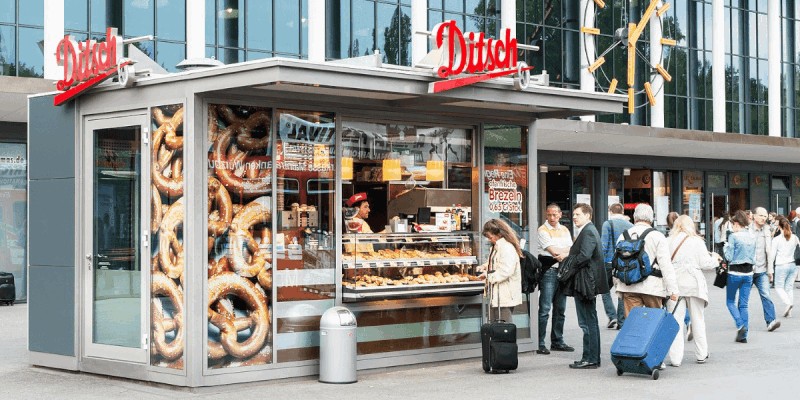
top-left (83, 115), bottom-right (148, 362)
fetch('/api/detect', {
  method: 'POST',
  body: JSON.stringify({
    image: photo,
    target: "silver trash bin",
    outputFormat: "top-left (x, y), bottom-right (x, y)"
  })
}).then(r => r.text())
top-left (319, 306), bottom-right (358, 383)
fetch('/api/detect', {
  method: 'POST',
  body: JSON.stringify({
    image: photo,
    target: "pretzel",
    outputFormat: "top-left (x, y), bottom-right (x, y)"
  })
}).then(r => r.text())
top-left (229, 196), bottom-right (271, 277)
top-left (211, 128), bottom-right (270, 199)
top-left (151, 272), bottom-right (184, 361)
top-left (151, 185), bottom-right (162, 234)
top-left (152, 116), bottom-right (184, 198)
top-left (208, 257), bottom-right (233, 278)
top-left (153, 106), bottom-right (184, 150)
top-left (158, 197), bottom-right (185, 280)
top-left (208, 272), bottom-right (269, 360)
top-left (215, 105), bottom-right (271, 151)
top-left (208, 177), bottom-right (233, 237)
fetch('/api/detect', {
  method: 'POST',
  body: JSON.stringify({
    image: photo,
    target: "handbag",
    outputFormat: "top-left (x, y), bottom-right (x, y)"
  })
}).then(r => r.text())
top-left (556, 255), bottom-right (578, 283)
top-left (794, 239), bottom-right (800, 265)
top-left (713, 265), bottom-right (728, 289)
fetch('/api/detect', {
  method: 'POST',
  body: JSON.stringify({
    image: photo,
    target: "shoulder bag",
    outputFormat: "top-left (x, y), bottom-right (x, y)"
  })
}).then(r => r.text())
top-left (793, 236), bottom-right (800, 265)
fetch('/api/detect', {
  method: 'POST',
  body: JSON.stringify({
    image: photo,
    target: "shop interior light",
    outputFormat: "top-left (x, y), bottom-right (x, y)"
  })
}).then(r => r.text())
top-left (218, 7), bottom-right (239, 18)
top-left (539, 164), bottom-right (548, 173)
top-left (623, 167), bottom-right (631, 176)
top-left (426, 160), bottom-right (445, 181)
top-left (342, 156), bottom-right (353, 180)
top-left (382, 158), bottom-right (401, 181)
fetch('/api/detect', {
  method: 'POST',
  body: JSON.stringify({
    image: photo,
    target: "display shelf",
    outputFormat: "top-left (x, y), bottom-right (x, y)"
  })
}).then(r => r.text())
top-left (342, 280), bottom-right (484, 300)
top-left (342, 256), bottom-right (477, 269)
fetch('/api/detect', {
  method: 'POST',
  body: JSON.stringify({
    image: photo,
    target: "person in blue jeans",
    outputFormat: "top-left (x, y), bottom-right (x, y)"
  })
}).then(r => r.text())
top-left (599, 203), bottom-right (632, 329)
top-left (535, 204), bottom-right (575, 354)
top-left (723, 210), bottom-right (757, 343)
top-left (750, 207), bottom-right (781, 332)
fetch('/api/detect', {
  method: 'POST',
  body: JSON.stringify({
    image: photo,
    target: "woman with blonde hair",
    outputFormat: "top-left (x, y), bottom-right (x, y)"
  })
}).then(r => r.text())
top-left (479, 219), bottom-right (523, 323)
top-left (666, 215), bottom-right (722, 366)
top-left (770, 217), bottom-right (800, 318)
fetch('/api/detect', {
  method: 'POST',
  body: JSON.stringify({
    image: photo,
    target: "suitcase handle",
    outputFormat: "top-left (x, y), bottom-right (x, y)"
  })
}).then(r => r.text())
top-left (666, 296), bottom-right (685, 315)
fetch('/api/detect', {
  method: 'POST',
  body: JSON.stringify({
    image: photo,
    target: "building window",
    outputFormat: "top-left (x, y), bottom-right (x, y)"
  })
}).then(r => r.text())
top-left (517, 0), bottom-right (579, 91)
top-left (327, 0), bottom-right (411, 66)
top-left (781, 0), bottom-right (799, 138)
top-left (0, 0), bottom-right (44, 77)
top-left (206, 0), bottom-right (308, 64)
top-left (724, 0), bottom-right (768, 135)
top-left (662, 0), bottom-right (713, 131)
top-left (64, 0), bottom-right (187, 72)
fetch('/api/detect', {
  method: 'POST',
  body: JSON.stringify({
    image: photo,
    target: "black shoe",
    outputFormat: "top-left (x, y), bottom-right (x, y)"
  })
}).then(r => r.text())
top-left (569, 361), bottom-right (599, 369)
top-left (736, 338), bottom-right (748, 343)
top-left (536, 346), bottom-right (550, 355)
top-left (551, 343), bottom-right (575, 352)
top-left (735, 326), bottom-right (746, 342)
top-left (616, 323), bottom-right (622, 330)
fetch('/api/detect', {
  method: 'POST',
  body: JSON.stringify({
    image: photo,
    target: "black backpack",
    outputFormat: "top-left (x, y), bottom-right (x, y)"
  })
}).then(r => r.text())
top-left (520, 249), bottom-right (542, 294)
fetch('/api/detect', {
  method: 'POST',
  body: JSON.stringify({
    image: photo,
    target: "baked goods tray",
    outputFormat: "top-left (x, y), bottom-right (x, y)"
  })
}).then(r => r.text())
top-left (342, 256), bottom-right (478, 269)
top-left (342, 280), bottom-right (484, 300)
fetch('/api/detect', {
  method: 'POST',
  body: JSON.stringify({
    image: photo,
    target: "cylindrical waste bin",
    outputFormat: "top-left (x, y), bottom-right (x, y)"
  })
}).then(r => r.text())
top-left (319, 306), bottom-right (358, 383)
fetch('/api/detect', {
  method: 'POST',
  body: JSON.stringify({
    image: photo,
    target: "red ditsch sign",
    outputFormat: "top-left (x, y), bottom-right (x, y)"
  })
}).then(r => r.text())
top-left (429, 20), bottom-right (531, 93)
top-left (54, 27), bottom-right (130, 106)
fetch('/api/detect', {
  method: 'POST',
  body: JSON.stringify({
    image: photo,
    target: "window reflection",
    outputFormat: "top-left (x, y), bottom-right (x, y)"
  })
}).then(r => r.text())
top-left (0, 0), bottom-right (13, 24)
top-left (17, 27), bottom-right (43, 77)
top-left (18, 0), bottom-right (43, 26)
top-left (0, 25), bottom-right (15, 75)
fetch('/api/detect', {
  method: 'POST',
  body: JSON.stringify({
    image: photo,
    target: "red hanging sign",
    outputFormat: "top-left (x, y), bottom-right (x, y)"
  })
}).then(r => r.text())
top-left (428, 20), bottom-right (531, 93)
top-left (54, 27), bottom-right (128, 106)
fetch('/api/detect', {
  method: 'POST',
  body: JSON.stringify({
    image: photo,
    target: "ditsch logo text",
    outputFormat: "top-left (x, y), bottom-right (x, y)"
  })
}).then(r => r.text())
top-left (433, 20), bottom-right (519, 78)
top-left (56, 27), bottom-right (119, 91)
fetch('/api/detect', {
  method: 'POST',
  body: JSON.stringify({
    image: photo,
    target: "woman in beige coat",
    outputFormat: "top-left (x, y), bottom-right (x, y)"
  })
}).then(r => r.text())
top-left (479, 219), bottom-right (523, 323)
top-left (666, 215), bottom-right (722, 366)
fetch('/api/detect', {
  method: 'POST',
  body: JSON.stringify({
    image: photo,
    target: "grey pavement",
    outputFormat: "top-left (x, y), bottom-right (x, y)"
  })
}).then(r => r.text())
top-left (2, 271), bottom-right (800, 399)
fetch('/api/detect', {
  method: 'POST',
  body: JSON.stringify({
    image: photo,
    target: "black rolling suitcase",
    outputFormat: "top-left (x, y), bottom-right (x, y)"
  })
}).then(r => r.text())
top-left (481, 282), bottom-right (518, 373)
top-left (0, 272), bottom-right (15, 305)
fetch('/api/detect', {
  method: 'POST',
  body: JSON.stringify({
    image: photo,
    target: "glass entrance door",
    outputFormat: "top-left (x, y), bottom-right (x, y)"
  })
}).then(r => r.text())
top-left (83, 116), bottom-right (148, 362)
top-left (775, 193), bottom-right (791, 217)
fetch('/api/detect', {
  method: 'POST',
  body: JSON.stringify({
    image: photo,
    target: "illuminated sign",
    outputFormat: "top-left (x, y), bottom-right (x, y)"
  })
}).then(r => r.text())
top-left (54, 27), bottom-right (130, 106)
top-left (429, 20), bottom-right (531, 93)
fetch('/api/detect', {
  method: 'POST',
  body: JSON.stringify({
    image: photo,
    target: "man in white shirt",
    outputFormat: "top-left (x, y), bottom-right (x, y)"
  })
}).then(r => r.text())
top-left (535, 204), bottom-right (575, 354)
top-left (750, 207), bottom-right (780, 332)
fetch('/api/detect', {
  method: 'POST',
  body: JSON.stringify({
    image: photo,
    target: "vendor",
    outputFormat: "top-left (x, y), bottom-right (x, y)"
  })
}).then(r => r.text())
top-left (346, 192), bottom-right (374, 233)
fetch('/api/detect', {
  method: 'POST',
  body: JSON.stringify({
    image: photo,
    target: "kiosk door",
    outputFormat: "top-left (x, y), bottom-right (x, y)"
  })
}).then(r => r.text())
top-left (82, 115), bottom-right (149, 363)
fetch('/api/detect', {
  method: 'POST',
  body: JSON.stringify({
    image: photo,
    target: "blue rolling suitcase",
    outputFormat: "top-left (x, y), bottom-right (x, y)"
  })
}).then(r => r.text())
top-left (610, 304), bottom-right (680, 380)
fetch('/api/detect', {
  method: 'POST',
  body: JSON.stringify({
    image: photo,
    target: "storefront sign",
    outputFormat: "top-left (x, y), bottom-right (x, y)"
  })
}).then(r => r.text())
top-left (485, 169), bottom-right (523, 213)
top-left (428, 20), bottom-right (531, 93)
top-left (54, 27), bottom-right (130, 106)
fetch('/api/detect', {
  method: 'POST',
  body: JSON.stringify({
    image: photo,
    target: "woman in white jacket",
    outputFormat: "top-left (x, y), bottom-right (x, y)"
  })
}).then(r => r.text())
top-left (770, 217), bottom-right (800, 318)
top-left (479, 219), bottom-right (523, 323)
top-left (666, 216), bottom-right (722, 366)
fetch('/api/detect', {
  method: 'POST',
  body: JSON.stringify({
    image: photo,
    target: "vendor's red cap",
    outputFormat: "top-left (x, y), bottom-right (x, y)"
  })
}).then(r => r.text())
top-left (346, 192), bottom-right (367, 207)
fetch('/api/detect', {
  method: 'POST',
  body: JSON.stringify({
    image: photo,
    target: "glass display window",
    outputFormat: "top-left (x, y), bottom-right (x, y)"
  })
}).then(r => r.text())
top-left (206, 103), bottom-right (273, 369)
top-left (339, 120), bottom-right (477, 302)
top-left (682, 170), bottom-right (704, 224)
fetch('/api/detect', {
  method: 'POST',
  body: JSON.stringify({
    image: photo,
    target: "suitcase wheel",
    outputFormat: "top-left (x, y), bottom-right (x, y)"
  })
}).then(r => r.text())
top-left (651, 369), bottom-right (659, 380)
top-left (616, 368), bottom-right (623, 376)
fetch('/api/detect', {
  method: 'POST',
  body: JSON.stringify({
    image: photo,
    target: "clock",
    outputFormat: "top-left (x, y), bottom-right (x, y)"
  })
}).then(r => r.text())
top-left (581, 0), bottom-right (676, 114)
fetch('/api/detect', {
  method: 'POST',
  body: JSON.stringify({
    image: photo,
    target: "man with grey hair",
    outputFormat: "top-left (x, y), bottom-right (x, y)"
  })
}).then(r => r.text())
top-left (614, 204), bottom-right (679, 316)
top-left (750, 207), bottom-right (780, 332)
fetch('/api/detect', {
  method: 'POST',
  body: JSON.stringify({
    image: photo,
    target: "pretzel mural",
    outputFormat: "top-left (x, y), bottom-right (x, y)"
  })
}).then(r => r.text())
top-left (207, 104), bottom-right (274, 368)
top-left (152, 106), bottom-right (184, 198)
top-left (210, 105), bottom-right (272, 199)
top-left (208, 272), bottom-right (270, 360)
top-left (150, 104), bottom-right (186, 369)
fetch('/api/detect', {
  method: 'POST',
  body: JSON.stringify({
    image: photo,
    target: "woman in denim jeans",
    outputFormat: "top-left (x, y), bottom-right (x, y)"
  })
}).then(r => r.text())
top-left (722, 210), bottom-right (756, 343)
top-left (770, 217), bottom-right (800, 318)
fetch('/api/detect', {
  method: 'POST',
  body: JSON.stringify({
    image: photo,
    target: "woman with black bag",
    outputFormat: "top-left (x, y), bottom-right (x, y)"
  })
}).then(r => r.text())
top-left (722, 210), bottom-right (756, 343)
top-left (478, 219), bottom-right (523, 323)
top-left (770, 217), bottom-right (800, 318)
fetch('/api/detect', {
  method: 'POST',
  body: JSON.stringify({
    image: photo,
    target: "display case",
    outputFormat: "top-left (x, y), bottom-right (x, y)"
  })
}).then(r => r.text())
top-left (341, 232), bottom-right (483, 301)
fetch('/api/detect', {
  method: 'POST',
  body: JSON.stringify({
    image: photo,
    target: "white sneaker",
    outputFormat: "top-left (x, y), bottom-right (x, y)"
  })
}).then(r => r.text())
top-left (768, 320), bottom-right (782, 332)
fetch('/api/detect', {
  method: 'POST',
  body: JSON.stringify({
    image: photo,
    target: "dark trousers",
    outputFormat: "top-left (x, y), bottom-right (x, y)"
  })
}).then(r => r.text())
top-left (575, 297), bottom-right (601, 364)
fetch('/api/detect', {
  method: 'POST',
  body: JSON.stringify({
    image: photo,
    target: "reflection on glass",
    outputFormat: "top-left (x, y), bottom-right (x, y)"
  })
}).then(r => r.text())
top-left (217, 0), bottom-right (244, 48)
top-left (17, 27), bottom-right (44, 77)
top-left (483, 125), bottom-right (527, 243)
top-left (0, 0), bottom-right (12, 24)
top-left (156, 41), bottom-right (186, 72)
top-left (124, 0), bottom-right (154, 37)
top-left (156, 0), bottom-right (186, 41)
top-left (0, 143), bottom-right (27, 301)
top-left (65, 0), bottom-right (88, 31)
top-left (18, 0), bottom-right (43, 26)
top-left (275, 0), bottom-right (300, 54)
top-left (246, 0), bottom-right (272, 51)
top-left (0, 25), bottom-right (16, 76)
top-left (92, 126), bottom-right (141, 348)
top-left (652, 171), bottom-right (672, 230)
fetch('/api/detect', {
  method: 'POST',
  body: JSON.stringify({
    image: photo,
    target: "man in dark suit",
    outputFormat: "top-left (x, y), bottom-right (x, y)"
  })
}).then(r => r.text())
top-left (564, 203), bottom-right (609, 369)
